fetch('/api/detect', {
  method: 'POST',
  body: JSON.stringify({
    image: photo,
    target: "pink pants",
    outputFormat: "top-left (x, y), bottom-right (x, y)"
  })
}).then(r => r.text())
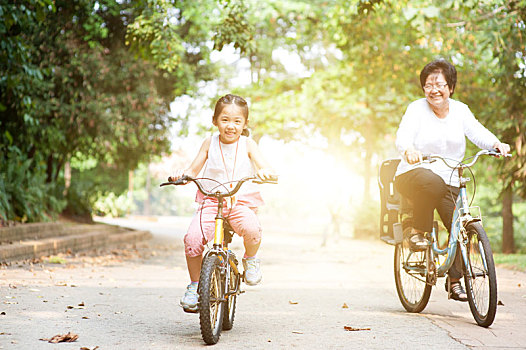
top-left (184, 198), bottom-right (262, 257)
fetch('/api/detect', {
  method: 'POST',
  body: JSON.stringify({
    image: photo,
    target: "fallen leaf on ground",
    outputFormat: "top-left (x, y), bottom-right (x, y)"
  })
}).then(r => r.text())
top-left (39, 332), bottom-right (78, 343)
top-left (292, 331), bottom-right (303, 334)
top-left (342, 303), bottom-right (349, 308)
top-left (344, 326), bottom-right (371, 331)
top-left (288, 300), bottom-right (298, 304)
top-left (66, 305), bottom-right (85, 310)
top-left (497, 300), bottom-right (504, 306)
top-left (48, 256), bottom-right (67, 264)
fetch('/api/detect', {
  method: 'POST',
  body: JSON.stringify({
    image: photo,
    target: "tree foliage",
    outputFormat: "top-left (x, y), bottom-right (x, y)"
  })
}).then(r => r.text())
top-left (0, 0), bottom-right (236, 222)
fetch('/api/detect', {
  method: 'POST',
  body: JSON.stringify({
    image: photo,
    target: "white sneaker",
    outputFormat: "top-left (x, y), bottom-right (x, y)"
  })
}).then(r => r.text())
top-left (242, 257), bottom-right (262, 286)
top-left (180, 283), bottom-right (198, 313)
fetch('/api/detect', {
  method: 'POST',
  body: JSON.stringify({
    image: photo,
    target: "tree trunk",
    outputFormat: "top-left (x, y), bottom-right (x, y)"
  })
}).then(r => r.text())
top-left (127, 170), bottom-right (134, 216)
top-left (502, 184), bottom-right (514, 253)
top-left (63, 161), bottom-right (71, 196)
top-left (144, 163), bottom-right (151, 216)
top-left (362, 142), bottom-right (372, 203)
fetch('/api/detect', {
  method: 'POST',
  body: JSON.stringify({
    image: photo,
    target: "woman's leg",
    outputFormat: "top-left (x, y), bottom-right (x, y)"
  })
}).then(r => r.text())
top-left (395, 168), bottom-right (448, 232)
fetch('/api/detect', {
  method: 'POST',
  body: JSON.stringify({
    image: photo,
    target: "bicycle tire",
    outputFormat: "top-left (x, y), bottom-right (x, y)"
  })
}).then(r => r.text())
top-left (394, 224), bottom-right (432, 313)
top-left (199, 255), bottom-right (225, 345)
top-left (222, 259), bottom-right (238, 331)
top-left (463, 223), bottom-right (497, 327)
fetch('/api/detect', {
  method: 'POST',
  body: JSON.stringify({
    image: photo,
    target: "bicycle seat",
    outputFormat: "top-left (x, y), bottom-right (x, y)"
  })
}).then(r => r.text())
top-left (378, 158), bottom-right (404, 244)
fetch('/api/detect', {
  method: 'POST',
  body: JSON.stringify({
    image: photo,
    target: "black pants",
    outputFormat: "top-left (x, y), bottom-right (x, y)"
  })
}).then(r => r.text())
top-left (394, 168), bottom-right (463, 279)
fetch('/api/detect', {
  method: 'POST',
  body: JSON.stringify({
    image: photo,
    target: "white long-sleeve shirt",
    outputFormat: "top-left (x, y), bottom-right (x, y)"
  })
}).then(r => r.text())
top-left (395, 98), bottom-right (499, 186)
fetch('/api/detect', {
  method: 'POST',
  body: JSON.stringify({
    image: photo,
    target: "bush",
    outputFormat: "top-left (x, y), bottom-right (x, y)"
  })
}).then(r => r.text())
top-left (93, 192), bottom-right (133, 217)
top-left (0, 147), bottom-right (66, 223)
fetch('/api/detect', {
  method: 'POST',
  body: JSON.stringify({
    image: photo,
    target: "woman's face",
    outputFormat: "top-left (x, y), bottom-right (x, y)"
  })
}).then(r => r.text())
top-left (424, 72), bottom-right (452, 109)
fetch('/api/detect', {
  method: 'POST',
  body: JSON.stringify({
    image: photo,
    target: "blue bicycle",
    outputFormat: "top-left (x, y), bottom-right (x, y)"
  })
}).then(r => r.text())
top-left (379, 149), bottom-right (508, 327)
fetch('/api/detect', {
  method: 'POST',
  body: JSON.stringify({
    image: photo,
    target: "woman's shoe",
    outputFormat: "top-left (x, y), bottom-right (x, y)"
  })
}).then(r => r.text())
top-left (409, 233), bottom-right (428, 251)
top-left (445, 279), bottom-right (468, 302)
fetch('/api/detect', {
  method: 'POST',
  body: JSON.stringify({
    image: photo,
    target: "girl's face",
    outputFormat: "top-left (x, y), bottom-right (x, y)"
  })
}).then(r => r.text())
top-left (214, 104), bottom-right (247, 144)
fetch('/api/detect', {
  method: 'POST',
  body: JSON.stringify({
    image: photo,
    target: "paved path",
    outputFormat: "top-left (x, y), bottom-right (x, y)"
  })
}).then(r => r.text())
top-left (1, 216), bottom-right (525, 349)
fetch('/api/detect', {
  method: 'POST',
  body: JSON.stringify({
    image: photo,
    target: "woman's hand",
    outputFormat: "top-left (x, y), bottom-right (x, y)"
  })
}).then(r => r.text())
top-left (404, 148), bottom-right (423, 165)
top-left (493, 142), bottom-right (511, 156)
top-left (256, 168), bottom-right (277, 181)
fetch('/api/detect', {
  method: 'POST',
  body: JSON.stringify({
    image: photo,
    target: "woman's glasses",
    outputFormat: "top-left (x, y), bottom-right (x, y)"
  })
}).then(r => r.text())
top-left (423, 83), bottom-right (448, 91)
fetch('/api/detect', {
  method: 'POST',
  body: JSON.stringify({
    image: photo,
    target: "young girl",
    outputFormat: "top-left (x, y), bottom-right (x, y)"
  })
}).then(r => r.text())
top-left (170, 94), bottom-right (275, 313)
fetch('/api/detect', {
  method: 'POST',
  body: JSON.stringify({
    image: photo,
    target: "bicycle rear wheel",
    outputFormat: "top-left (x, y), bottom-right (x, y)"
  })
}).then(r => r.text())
top-left (199, 255), bottom-right (225, 345)
top-left (463, 223), bottom-right (497, 327)
top-left (394, 226), bottom-right (432, 313)
top-left (222, 259), bottom-right (238, 331)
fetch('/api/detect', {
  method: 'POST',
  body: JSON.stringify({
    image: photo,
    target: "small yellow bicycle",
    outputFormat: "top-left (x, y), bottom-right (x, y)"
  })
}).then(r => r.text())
top-left (160, 174), bottom-right (277, 344)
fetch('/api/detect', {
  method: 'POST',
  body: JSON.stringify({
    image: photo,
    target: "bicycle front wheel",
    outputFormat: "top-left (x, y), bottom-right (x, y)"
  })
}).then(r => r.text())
top-left (394, 227), bottom-right (432, 313)
top-left (199, 255), bottom-right (225, 345)
top-left (463, 223), bottom-right (497, 327)
top-left (222, 259), bottom-right (238, 331)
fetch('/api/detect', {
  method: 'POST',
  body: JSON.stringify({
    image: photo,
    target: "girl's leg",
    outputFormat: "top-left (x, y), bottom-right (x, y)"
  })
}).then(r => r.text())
top-left (227, 205), bottom-right (262, 256)
top-left (184, 201), bottom-right (217, 280)
top-left (227, 204), bottom-right (263, 285)
top-left (186, 255), bottom-right (202, 282)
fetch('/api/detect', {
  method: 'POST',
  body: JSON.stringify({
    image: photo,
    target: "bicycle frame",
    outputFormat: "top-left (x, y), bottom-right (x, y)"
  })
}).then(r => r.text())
top-left (203, 194), bottom-right (242, 297)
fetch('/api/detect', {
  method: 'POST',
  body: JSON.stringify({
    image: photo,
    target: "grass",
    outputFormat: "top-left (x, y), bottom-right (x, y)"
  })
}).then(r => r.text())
top-left (493, 254), bottom-right (526, 272)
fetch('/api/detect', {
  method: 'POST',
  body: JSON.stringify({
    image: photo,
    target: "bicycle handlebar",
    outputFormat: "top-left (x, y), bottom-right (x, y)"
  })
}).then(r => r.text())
top-left (160, 174), bottom-right (278, 198)
top-left (422, 149), bottom-right (510, 169)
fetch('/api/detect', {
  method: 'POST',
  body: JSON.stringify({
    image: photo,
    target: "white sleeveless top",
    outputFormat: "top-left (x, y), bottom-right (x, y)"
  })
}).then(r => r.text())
top-left (200, 134), bottom-right (260, 197)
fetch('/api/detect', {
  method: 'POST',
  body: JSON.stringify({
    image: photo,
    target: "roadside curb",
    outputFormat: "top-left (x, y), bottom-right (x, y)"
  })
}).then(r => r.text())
top-left (0, 222), bottom-right (152, 263)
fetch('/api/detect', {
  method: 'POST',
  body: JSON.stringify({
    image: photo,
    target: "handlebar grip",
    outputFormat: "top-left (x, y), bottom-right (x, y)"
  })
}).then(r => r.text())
top-left (159, 175), bottom-right (191, 187)
top-left (488, 149), bottom-right (511, 157)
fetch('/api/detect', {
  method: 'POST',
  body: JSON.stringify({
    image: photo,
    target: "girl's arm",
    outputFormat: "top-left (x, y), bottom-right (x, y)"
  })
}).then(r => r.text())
top-left (246, 138), bottom-right (276, 180)
top-left (169, 137), bottom-right (211, 181)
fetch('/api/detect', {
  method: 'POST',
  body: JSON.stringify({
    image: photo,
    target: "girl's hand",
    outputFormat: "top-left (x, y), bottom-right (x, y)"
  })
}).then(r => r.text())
top-left (256, 168), bottom-right (277, 181)
top-left (404, 148), bottom-right (422, 165)
top-left (493, 142), bottom-right (511, 156)
top-left (168, 169), bottom-right (187, 182)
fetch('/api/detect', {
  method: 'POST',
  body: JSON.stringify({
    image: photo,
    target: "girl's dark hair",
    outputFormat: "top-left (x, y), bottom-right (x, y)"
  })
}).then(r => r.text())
top-left (420, 58), bottom-right (457, 96)
top-left (213, 94), bottom-right (250, 136)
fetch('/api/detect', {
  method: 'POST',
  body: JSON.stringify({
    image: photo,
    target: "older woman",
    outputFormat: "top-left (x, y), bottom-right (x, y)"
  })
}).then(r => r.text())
top-left (394, 58), bottom-right (510, 302)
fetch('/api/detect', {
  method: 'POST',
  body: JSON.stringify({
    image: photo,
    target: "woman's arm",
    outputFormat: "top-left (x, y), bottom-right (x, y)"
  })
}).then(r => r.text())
top-left (246, 138), bottom-right (276, 180)
top-left (169, 137), bottom-right (211, 181)
top-left (396, 102), bottom-right (422, 164)
top-left (462, 106), bottom-right (510, 156)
